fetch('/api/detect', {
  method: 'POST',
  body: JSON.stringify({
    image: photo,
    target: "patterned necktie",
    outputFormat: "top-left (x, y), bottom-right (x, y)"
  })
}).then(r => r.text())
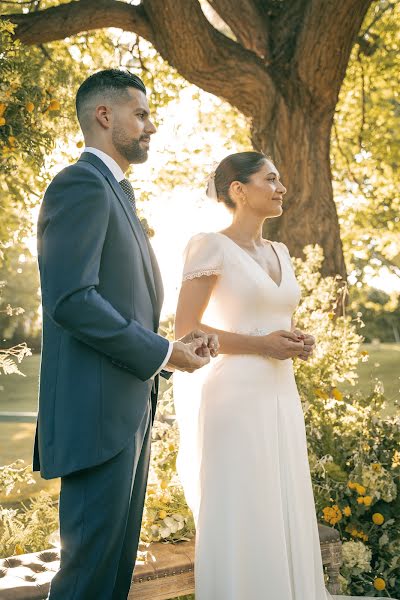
top-left (119, 178), bottom-right (136, 213)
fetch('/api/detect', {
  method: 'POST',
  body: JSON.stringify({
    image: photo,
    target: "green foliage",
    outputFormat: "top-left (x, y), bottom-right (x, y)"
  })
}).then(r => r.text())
top-left (332, 0), bottom-right (400, 283)
top-left (0, 280), bottom-right (32, 376)
top-left (0, 19), bottom-right (67, 174)
top-left (0, 459), bottom-right (58, 558)
top-left (0, 245), bottom-right (41, 348)
top-left (0, 489), bottom-right (58, 558)
top-left (349, 285), bottom-right (400, 342)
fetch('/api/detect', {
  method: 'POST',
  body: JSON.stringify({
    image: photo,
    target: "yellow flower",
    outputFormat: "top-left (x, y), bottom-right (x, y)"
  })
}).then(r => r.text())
top-left (48, 99), bottom-right (61, 111)
top-left (332, 388), bottom-right (343, 401)
top-left (160, 494), bottom-right (169, 503)
top-left (14, 544), bottom-right (24, 555)
top-left (322, 505), bottom-right (342, 525)
top-left (8, 136), bottom-right (16, 145)
top-left (360, 350), bottom-right (368, 356)
top-left (76, 140), bottom-right (84, 148)
top-left (343, 506), bottom-right (352, 517)
top-left (160, 480), bottom-right (168, 490)
top-left (372, 513), bottom-right (384, 525)
top-left (357, 497), bottom-right (365, 504)
top-left (348, 481), bottom-right (356, 490)
top-left (158, 510), bottom-right (167, 520)
top-left (328, 312), bottom-right (335, 320)
top-left (26, 101), bottom-right (34, 112)
top-left (362, 534), bottom-right (369, 542)
top-left (315, 388), bottom-right (329, 400)
top-left (0, 103), bottom-right (6, 117)
top-left (363, 496), bottom-right (372, 506)
top-left (168, 443), bottom-right (175, 452)
top-left (355, 484), bottom-right (366, 495)
top-left (373, 578), bottom-right (386, 591)
top-left (371, 463), bottom-right (381, 471)
top-left (0, 117), bottom-right (5, 126)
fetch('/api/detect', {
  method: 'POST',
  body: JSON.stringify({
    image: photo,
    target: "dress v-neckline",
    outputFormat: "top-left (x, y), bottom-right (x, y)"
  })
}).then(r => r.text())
top-left (216, 232), bottom-right (284, 289)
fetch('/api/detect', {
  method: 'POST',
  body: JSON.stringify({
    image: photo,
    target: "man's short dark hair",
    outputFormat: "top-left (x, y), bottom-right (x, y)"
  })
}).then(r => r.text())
top-left (76, 69), bottom-right (146, 130)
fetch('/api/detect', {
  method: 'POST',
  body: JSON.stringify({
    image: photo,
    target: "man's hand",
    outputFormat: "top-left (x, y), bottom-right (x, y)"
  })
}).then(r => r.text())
top-left (179, 329), bottom-right (220, 358)
top-left (167, 337), bottom-right (211, 373)
top-left (292, 328), bottom-right (315, 361)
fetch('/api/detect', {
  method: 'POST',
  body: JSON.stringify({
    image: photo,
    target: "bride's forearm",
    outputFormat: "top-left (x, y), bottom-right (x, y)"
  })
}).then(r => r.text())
top-left (192, 322), bottom-right (266, 356)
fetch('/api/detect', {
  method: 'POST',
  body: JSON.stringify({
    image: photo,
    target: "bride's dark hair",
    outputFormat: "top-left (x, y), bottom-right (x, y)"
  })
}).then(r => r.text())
top-left (213, 151), bottom-right (269, 209)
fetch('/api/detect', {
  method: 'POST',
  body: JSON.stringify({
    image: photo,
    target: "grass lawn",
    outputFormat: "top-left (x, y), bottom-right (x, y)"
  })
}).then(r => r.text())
top-left (1, 345), bottom-right (399, 504)
top-left (343, 343), bottom-right (400, 417)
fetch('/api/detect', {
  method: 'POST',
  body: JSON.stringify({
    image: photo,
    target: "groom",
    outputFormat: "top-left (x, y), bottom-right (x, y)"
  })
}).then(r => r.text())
top-left (33, 69), bottom-right (216, 600)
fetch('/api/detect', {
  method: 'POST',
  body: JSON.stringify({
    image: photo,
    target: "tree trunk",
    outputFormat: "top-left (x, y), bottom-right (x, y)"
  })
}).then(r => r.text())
top-left (254, 98), bottom-right (345, 277)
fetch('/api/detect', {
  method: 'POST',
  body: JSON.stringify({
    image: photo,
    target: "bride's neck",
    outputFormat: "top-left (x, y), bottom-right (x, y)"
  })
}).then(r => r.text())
top-left (226, 213), bottom-right (265, 246)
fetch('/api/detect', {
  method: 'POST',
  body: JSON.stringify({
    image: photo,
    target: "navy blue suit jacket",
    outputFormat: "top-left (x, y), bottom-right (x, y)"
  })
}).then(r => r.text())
top-left (33, 152), bottom-right (170, 479)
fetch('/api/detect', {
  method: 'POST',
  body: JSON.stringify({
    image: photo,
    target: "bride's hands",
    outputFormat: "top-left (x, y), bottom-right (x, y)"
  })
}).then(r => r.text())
top-left (261, 330), bottom-right (305, 360)
top-left (292, 328), bottom-right (315, 361)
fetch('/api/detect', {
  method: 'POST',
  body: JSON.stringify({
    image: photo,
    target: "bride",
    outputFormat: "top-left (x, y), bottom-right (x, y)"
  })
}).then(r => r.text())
top-left (172, 151), bottom-right (379, 600)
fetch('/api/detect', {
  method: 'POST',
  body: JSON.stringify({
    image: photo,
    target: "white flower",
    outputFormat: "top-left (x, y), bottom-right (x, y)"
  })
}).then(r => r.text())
top-left (342, 540), bottom-right (372, 573)
top-left (173, 513), bottom-right (185, 522)
top-left (163, 517), bottom-right (179, 533)
top-left (159, 526), bottom-right (171, 538)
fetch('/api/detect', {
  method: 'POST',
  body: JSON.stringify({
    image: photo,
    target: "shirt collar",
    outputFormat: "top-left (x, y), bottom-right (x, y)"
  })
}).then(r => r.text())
top-left (84, 147), bottom-right (125, 183)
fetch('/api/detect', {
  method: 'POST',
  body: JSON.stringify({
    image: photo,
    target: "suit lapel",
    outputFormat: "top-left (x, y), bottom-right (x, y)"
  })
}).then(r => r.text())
top-left (78, 152), bottom-right (159, 317)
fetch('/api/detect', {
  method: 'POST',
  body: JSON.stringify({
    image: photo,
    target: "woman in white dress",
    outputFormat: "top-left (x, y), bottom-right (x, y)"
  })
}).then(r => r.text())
top-left (173, 152), bottom-right (374, 600)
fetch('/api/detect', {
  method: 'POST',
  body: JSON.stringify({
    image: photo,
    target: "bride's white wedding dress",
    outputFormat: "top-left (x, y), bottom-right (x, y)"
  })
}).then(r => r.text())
top-left (173, 232), bottom-right (380, 600)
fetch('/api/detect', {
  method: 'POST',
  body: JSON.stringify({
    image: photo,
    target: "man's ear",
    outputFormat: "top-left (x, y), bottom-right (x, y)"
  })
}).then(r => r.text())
top-left (95, 105), bottom-right (111, 129)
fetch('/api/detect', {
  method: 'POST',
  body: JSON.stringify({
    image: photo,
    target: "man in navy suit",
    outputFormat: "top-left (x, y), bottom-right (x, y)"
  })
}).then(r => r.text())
top-left (34, 69), bottom-right (217, 600)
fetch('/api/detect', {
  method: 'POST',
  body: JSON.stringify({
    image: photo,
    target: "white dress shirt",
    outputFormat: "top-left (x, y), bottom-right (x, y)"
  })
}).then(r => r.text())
top-left (84, 147), bottom-right (173, 378)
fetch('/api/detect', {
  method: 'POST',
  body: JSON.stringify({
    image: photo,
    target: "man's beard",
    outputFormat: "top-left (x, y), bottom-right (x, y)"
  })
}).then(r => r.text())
top-left (112, 128), bottom-right (148, 164)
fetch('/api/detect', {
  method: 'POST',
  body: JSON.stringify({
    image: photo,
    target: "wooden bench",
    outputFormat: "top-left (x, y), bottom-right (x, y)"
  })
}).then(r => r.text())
top-left (0, 524), bottom-right (342, 599)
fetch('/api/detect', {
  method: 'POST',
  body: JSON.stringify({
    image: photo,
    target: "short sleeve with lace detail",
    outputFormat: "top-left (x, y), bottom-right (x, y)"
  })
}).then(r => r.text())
top-left (182, 232), bottom-right (224, 282)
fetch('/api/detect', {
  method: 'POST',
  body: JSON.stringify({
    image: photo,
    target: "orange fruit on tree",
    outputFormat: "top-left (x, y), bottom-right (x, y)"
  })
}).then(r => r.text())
top-left (48, 99), bottom-right (61, 111)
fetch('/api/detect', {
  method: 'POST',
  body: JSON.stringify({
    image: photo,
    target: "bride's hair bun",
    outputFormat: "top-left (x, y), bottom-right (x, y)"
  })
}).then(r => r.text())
top-left (208, 151), bottom-right (269, 210)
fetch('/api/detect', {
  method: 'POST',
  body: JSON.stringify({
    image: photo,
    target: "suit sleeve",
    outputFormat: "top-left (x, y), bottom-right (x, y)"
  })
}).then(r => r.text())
top-left (38, 165), bottom-right (170, 382)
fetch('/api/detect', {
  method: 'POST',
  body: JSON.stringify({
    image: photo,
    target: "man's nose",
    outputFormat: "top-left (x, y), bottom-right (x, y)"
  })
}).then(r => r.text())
top-left (146, 120), bottom-right (157, 135)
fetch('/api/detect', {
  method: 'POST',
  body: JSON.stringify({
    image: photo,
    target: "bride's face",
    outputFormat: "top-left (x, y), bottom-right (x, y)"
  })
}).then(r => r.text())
top-left (241, 160), bottom-right (286, 218)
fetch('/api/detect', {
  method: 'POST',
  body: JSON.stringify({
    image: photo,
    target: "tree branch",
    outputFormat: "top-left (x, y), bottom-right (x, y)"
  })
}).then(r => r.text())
top-left (208, 0), bottom-right (269, 61)
top-left (1, 0), bottom-right (154, 45)
top-left (296, 0), bottom-right (373, 108)
top-left (142, 0), bottom-right (275, 117)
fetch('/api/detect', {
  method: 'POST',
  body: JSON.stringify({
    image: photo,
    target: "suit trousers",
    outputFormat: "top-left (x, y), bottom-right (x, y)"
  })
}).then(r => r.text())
top-left (48, 396), bottom-right (152, 600)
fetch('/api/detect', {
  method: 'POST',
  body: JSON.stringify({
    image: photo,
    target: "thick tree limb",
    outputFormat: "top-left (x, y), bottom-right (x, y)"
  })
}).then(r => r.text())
top-left (142, 0), bottom-right (275, 117)
top-left (1, 0), bottom-right (154, 45)
top-left (208, 0), bottom-right (269, 60)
